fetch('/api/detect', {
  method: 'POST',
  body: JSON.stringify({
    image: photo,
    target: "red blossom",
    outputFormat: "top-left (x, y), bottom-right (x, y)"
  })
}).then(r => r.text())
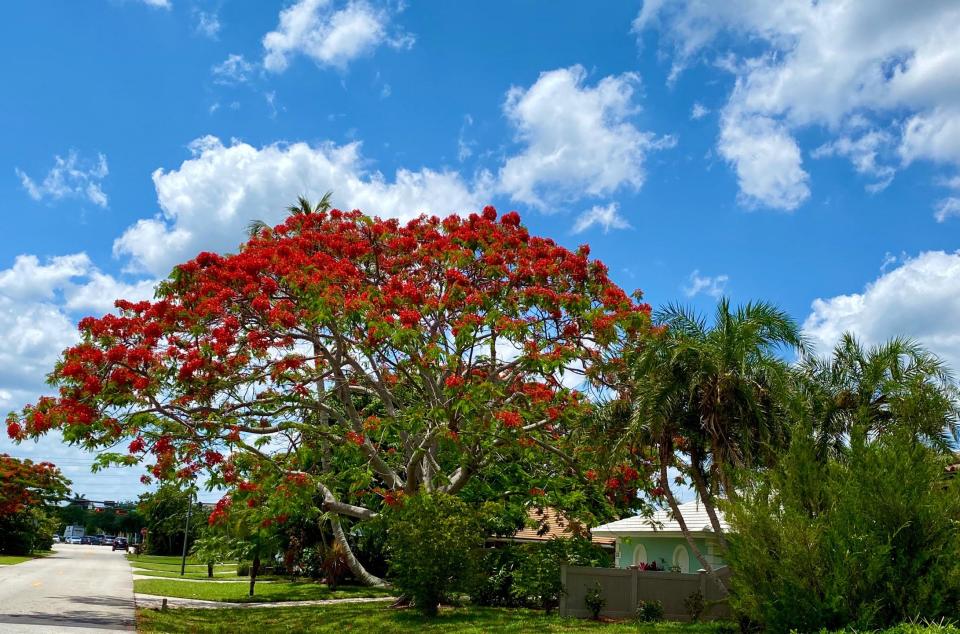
top-left (495, 411), bottom-right (523, 429)
top-left (444, 375), bottom-right (465, 389)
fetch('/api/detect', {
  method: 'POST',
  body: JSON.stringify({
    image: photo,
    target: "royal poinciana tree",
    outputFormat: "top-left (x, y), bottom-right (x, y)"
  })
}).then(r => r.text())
top-left (0, 454), bottom-right (69, 517)
top-left (8, 204), bottom-right (651, 584)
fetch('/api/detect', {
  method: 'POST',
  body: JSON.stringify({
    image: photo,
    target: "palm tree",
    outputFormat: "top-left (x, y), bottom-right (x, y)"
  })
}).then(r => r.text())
top-left (799, 333), bottom-right (959, 457)
top-left (630, 299), bottom-right (805, 590)
top-left (247, 192), bottom-right (335, 238)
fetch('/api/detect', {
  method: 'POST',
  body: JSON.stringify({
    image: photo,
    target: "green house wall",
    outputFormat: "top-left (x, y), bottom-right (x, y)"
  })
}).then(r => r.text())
top-left (614, 535), bottom-right (724, 571)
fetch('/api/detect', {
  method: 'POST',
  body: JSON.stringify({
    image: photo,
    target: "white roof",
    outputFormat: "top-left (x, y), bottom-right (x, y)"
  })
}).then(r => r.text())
top-left (592, 501), bottom-right (728, 536)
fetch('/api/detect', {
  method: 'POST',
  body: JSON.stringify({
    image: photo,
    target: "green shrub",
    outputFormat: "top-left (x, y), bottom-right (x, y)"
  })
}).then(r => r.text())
top-left (0, 508), bottom-right (57, 555)
top-left (385, 492), bottom-right (483, 616)
top-left (684, 590), bottom-right (705, 622)
top-left (584, 581), bottom-right (605, 620)
top-left (469, 546), bottom-right (523, 607)
top-left (725, 428), bottom-right (960, 631)
top-left (509, 536), bottom-right (611, 612)
top-left (636, 598), bottom-right (664, 622)
top-left (237, 561), bottom-right (251, 576)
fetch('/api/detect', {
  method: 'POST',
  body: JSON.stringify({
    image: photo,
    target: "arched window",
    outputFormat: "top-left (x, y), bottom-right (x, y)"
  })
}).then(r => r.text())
top-left (632, 543), bottom-right (647, 567)
top-left (672, 544), bottom-right (690, 573)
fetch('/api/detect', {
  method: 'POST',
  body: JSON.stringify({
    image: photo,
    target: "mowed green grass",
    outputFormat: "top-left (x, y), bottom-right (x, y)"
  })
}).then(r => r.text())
top-left (0, 554), bottom-right (40, 565)
top-left (127, 553), bottom-right (241, 579)
top-left (132, 568), bottom-right (244, 580)
top-left (133, 578), bottom-right (393, 603)
top-left (130, 561), bottom-right (238, 574)
top-left (137, 604), bottom-right (731, 633)
top-left (127, 554), bottom-right (209, 566)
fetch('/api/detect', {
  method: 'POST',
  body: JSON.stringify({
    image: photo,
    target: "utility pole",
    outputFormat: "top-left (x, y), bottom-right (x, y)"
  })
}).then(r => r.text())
top-left (180, 490), bottom-right (194, 576)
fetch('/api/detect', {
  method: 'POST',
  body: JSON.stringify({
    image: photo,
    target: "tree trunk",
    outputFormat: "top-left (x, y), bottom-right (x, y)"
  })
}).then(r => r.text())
top-left (659, 442), bottom-right (727, 594)
top-left (249, 555), bottom-right (260, 597)
top-left (329, 513), bottom-right (389, 587)
top-left (688, 448), bottom-right (728, 551)
top-left (207, 563), bottom-right (213, 578)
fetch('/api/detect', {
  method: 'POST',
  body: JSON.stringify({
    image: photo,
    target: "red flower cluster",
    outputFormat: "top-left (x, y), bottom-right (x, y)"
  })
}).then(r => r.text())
top-left (495, 410), bottom-right (523, 429)
top-left (444, 375), bottom-right (465, 389)
top-left (208, 496), bottom-right (232, 525)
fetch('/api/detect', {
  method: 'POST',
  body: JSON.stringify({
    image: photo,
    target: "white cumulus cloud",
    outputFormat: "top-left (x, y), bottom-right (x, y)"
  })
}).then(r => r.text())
top-left (718, 109), bottom-right (809, 210)
top-left (113, 135), bottom-right (488, 276)
top-left (263, 0), bottom-right (413, 73)
top-left (498, 65), bottom-right (673, 208)
top-left (636, 0), bottom-right (960, 211)
top-left (804, 250), bottom-right (960, 372)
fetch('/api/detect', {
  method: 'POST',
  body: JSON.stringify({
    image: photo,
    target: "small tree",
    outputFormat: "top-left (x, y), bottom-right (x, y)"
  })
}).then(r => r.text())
top-left (385, 492), bottom-right (483, 615)
top-left (190, 533), bottom-right (238, 578)
top-left (206, 494), bottom-right (283, 596)
top-left (137, 485), bottom-right (207, 555)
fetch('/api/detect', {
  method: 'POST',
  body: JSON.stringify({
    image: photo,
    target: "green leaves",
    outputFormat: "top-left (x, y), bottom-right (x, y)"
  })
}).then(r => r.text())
top-left (725, 426), bottom-right (960, 631)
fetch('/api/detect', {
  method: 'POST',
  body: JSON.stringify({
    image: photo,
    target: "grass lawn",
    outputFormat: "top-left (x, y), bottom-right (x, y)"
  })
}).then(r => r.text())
top-left (134, 578), bottom-right (393, 603)
top-left (130, 561), bottom-right (239, 574)
top-left (131, 568), bottom-right (245, 580)
top-left (0, 554), bottom-right (41, 565)
top-left (128, 554), bottom-right (208, 566)
top-left (137, 603), bottom-right (731, 633)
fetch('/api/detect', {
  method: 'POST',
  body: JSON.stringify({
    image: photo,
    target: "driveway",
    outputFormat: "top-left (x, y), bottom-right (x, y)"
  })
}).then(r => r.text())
top-left (0, 543), bottom-right (135, 633)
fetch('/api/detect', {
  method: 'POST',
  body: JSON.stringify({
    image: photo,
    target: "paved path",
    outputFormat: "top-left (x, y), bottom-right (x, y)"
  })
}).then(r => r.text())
top-left (0, 543), bottom-right (135, 633)
top-left (135, 593), bottom-right (396, 610)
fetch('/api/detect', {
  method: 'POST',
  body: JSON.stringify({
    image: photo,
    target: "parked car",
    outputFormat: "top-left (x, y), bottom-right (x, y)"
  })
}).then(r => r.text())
top-left (64, 525), bottom-right (84, 544)
top-left (89, 535), bottom-right (103, 546)
top-left (80, 536), bottom-right (92, 545)
top-left (112, 537), bottom-right (128, 552)
top-left (101, 536), bottom-right (116, 546)
top-left (52, 534), bottom-right (61, 543)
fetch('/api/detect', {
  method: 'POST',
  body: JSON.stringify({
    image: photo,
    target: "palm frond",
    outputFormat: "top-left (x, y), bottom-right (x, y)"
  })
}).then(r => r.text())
top-left (246, 219), bottom-right (270, 238)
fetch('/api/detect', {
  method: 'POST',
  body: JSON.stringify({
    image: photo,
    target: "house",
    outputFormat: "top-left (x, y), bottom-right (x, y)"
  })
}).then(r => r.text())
top-left (487, 506), bottom-right (615, 550)
top-left (591, 500), bottom-right (727, 572)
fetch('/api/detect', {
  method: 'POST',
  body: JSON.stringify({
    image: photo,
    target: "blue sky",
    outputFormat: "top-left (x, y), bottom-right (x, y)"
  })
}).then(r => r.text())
top-left (2, 0), bottom-right (959, 501)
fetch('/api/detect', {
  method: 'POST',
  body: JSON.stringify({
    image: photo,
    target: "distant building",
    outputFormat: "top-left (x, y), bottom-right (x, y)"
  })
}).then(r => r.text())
top-left (487, 506), bottom-right (615, 550)
top-left (592, 501), bottom-right (727, 572)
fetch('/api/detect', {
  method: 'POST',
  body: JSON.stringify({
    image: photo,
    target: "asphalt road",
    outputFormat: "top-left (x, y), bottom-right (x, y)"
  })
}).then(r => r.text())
top-left (0, 543), bottom-right (135, 633)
